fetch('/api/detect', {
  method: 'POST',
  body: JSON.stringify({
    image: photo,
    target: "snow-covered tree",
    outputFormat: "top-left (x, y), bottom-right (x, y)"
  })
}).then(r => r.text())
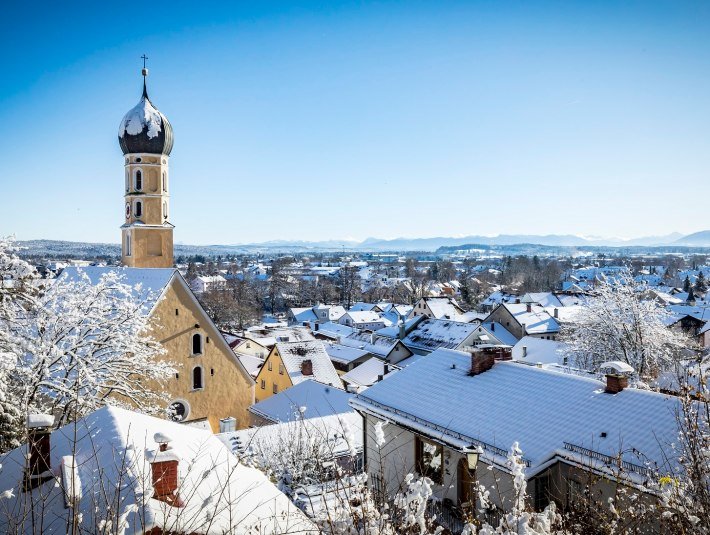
top-left (1, 257), bottom-right (175, 427)
top-left (560, 275), bottom-right (691, 379)
top-left (0, 237), bottom-right (39, 451)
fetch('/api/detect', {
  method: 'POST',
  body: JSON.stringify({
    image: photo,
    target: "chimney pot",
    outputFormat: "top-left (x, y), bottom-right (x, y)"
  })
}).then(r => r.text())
top-left (526, 303), bottom-right (532, 313)
top-left (554, 308), bottom-right (559, 319)
top-left (149, 436), bottom-right (184, 507)
top-left (301, 359), bottom-right (313, 376)
top-left (522, 346), bottom-right (528, 358)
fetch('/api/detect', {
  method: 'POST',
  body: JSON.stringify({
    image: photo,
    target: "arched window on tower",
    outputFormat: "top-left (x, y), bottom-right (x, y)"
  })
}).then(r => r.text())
top-left (135, 201), bottom-right (142, 218)
top-left (192, 366), bottom-right (204, 390)
top-left (192, 333), bottom-right (203, 355)
top-left (163, 201), bottom-right (168, 219)
top-left (162, 171), bottom-right (167, 192)
top-left (135, 169), bottom-right (143, 191)
top-left (125, 234), bottom-right (131, 256)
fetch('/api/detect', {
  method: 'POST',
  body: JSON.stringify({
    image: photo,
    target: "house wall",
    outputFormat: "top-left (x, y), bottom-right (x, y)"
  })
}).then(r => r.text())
top-left (146, 279), bottom-right (255, 433)
top-left (485, 306), bottom-right (524, 339)
top-left (386, 341), bottom-right (413, 364)
top-left (237, 339), bottom-right (269, 359)
top-left (363, 414), bottom-right (517, 514)
top-left (254, 348), bottom-right (293, 403)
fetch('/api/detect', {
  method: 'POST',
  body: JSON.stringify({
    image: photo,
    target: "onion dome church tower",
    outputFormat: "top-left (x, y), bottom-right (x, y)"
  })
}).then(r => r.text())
top-left (118, 62), bottom-right (175, 268)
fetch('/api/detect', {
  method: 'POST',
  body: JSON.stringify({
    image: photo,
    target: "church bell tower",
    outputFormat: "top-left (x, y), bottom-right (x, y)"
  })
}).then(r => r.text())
top-left (117, 60), bottom-right (175, 268)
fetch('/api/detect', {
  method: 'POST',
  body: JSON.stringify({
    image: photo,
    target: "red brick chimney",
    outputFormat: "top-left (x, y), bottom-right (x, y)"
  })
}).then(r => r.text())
top-left (469, 348), bottom-right (495, 376)
top-left (301, 359), bottom-right (313, 376)
top-left (605, 374), bottom-right (628, 394)
top-left (526, 303), bottom-right (532, 313)
top-left (150, 432), bottom-right (184, 507)
top-left (23, 414), bottom-right (54, 492)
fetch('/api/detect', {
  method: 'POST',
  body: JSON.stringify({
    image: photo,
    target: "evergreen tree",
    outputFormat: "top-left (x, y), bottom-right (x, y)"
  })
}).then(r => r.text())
top-left (683, 275), bottom-right (692, 292)
top-left (695, 271), bottom-right (707, 292)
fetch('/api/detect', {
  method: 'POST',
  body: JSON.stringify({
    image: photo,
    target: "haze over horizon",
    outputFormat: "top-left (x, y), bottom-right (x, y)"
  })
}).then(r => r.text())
top-left (1, 1), bottom-right (709, 245)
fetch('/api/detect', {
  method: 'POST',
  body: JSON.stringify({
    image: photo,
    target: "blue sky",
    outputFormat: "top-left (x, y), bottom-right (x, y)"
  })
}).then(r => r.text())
top-left (1, 1), bottom-right (709, 245)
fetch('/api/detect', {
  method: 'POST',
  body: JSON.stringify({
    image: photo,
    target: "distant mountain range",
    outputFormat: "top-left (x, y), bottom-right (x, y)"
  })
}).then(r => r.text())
top-left (229, 232), bottom-right (689, 251)
top-left (18, 231), bottom-right (710, 258)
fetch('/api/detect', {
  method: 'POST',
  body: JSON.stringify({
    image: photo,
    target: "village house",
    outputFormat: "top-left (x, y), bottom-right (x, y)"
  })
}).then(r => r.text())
top-left (254, 340), bottom-right (342, 403)
top-left (338, 310), bottom-right (390, 330)
top-left (484, 302), bottom-right (560, 340)
top-left (339, 330), bottom-right (414, 364)
top-left (350, 347), bottom-right (681, 527)
top-left (325, 343), bottom-right (372, 372)
top-left (384, 316), bottom-right (482, 355)
top-left (61, 267), bottom-right (255, 433)
top-left (408, 296), bottom-right (466, 320)
top-left (288, 303), bottom-right (346, 325)
top-left (0, 407), bottom-right (316, 534)
top-left (189, 274), bottom-right (227, 294)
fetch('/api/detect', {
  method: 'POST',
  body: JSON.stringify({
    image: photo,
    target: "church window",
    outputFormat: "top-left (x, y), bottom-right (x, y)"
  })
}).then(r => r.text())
top-left (125, 234), bottom-right (131, 256)
top-left (192, 366), bottom-right (204, 390)
top-left (135, 169), bottom-right (143, 191)
top-left (192, 333), bottom-right (203, 355)
top-left (162, 171), bottom-right (167, 191)
top-left (163, 201), bottom-right (168, 219)
top-left (134, 201), bottom-right (142, 218)
top-left (135, 157), bottom-right (142, 163)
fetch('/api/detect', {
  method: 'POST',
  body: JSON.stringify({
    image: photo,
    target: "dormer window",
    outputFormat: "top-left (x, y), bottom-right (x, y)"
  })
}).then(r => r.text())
top-left (135, 169), bottom-right (143, 191)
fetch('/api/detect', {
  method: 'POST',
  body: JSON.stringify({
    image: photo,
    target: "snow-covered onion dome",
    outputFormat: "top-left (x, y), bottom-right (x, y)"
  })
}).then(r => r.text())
top-left (118, 69), bottom-right (174, 156)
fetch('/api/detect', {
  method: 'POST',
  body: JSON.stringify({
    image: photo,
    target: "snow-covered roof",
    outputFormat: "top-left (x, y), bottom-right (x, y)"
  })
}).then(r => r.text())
top-left (59, 266), bottom-right (175, 314)
top-left (342, 310), bottom-right (387, 324)
top-left (247, 325), bottom-right (316, 347)
top-left (325, 343), bottom-right (370, 364)
top-left (0, 406), bottom-right (316, 534)
top-left (352, 349), bottom-right (682, 478)
top-left (421, 297), bottom-right (464, 319)
top-left (249, 379), bottom-right (354, 423)
top-left (218, 412), bottom-right (363, 461)
top-left (349, 302), bottom-right (380, 312)
top-left (341, 358), bottom-right (397, 390)
top-left (520, 292), bottom-right (564, 308)
top-left (237, 353), bottom-right (264, 377)
top-left (340, 331), bottom-right (402, 359)
top-left (276, 340), bottom-right (342, 388)
top-left (400, 318), bottom-right (478, 352)
top-left (502, 303), bottom-right (560, 334)
top-left (311, 321), bottom-right (358, 340)
top-left (290, 307), bottom-right (318, 323)
top-left (512, 336), bottom-right (566, 366)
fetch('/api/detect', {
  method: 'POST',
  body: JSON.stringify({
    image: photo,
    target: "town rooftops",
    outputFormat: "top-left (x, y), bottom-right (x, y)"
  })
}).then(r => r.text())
top-left (0, 406), bottom-right (316, 534)
top-left (351, 348), bottom-right (681, 480)
top-left (249, 378), bottom-right (354, 423)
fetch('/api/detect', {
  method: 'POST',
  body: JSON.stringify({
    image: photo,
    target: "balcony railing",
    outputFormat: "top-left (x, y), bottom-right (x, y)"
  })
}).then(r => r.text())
top-left (562, 442), bottom-right (656, 479)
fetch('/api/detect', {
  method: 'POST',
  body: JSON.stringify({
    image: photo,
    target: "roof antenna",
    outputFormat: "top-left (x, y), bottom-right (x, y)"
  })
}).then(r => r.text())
top-left (141, 54), bottom-right (149, 98)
